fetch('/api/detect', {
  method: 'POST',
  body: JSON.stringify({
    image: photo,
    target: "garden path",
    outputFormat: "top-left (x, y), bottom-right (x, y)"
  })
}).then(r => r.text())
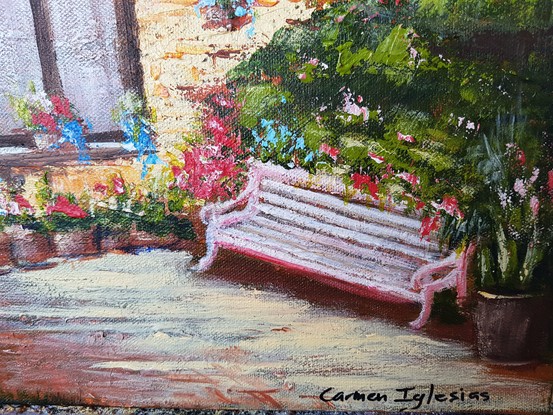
top-left (0, 249), bottom-right (550, 412)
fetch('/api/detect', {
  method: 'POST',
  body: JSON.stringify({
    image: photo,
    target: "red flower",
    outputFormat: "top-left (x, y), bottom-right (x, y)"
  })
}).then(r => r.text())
top-left (50, 96), bottom-right (73, 119)
top-left (320, 143), bottom-right (340, 159)
top-left (32, 111), bottom-right (57, 134)
top-left (14, 195), bottom-right (33, 210)
top-left (415, 201), bottom-right (426, 210)
top-left (516, 149), bottom-right (526, 166)
top-left (351, 173), bottom-right (379, 199)
top-left (46, 196), bottom-right (88, 219)
top-left (548, 170), bottom-right (553, 196)
top-left (420, 214), bottom-right (441, 239)
top-left (112, 177), bottom-right (125, 195)
top-left (368, 152), bottom-right (385, 164)
top-left (397, 172), bottom-right (420, 187)
top-left (433, 195), bottom-right (464, 219)
top-left (397, 132), bottom-right (415, 143)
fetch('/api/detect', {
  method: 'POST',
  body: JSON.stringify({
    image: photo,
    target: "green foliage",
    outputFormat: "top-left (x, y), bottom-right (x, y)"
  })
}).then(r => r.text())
top-left (226, 0), bottom-right (553, 291)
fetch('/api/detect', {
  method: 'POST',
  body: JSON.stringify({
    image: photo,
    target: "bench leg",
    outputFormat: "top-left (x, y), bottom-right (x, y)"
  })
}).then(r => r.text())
top-left (410, 287), bottom-right (434, 330)
top-left (193, 242), bottom-right (218, 271)
top-left (409, 269), bottom-right (458, 329)
top-left (192, 223), bottom-right (219, 272)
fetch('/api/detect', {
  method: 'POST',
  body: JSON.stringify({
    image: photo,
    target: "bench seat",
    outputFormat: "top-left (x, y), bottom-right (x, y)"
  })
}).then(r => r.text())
top-left (195, 161), bottom-right (471, 328)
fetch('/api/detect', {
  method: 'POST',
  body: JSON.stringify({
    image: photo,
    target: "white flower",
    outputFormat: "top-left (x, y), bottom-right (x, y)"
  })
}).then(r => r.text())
top-left (498, 190), bottom-right (508, 208)
top-left (529, 167), bottom-right (540, 184)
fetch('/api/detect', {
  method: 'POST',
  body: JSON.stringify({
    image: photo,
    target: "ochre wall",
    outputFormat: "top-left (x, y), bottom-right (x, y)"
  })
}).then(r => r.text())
top-left (135, 0), bottom-right (312, 150)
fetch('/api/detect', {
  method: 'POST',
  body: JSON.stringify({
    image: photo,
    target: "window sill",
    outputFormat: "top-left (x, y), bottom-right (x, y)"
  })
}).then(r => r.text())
top-left (0, 143), bottom-right (139, 168)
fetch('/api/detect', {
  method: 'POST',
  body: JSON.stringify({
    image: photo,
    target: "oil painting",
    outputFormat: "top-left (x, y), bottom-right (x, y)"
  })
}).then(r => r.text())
top-left (0, 0), bottom-right (552, 413)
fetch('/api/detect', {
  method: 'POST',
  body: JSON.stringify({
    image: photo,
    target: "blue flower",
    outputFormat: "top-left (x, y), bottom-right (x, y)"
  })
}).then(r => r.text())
top-left (60, 120), bottom-right (90, 163)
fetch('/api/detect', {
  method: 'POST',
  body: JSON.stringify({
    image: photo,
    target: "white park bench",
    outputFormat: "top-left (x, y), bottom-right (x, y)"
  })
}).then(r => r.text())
top-left (195, 161), bottom-right (472, 329)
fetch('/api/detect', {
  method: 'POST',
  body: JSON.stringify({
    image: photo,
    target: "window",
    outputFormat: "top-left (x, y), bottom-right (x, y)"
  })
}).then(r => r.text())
top-left (0, 0), bottom-right (143, 147)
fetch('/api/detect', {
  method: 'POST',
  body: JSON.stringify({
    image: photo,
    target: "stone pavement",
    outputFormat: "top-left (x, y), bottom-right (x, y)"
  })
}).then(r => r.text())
top-left (0, 249), bottom-right (550, 413)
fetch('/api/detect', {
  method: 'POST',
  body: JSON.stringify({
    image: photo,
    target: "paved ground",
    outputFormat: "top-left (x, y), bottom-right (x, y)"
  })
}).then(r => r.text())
top-left (0, 249), bottom-right (550, 413)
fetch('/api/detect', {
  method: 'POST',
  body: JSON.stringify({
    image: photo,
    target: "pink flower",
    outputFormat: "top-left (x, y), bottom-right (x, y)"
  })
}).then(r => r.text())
top-left (308, 58), bottom-right (319, 66)
top-left (343, 93), bottom-right (368, 121)
top-left (368, 152), bottom-right (385, 164)
top-left (548, 170), bottom-right (553, 196)
top-left (298, 73), bottom-right (307, 80)
top-left (7, 202), bottom-right (20, 216)
top-left (433, 195), bottom-right (464, 219)
top-left (420, 214), bottom-right (441, 239)
top-left (93, 183), bottom-right (108, 195)
top-left (320, 143), bottom-right (340, 159)
top-left (397, 132), bottom-right (415, 143)
top-left (415, 201), bottom-right (426, 210)
top-left (397, 172), bottom-right (420, 187)
top-left (513, 178), bottom-right (527, 198)
top-left (351, 173), bottom-right (379, 199)
top-left (46, 196), bottom-right (88, 219)
top-left (530, 195), bottom-right (540, 217)
top-left (112, 177), bottom-right (125, 195)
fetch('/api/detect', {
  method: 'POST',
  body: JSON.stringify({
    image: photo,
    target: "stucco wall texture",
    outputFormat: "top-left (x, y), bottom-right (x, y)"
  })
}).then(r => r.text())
top-left (135, 0), bottom-right (312, 151)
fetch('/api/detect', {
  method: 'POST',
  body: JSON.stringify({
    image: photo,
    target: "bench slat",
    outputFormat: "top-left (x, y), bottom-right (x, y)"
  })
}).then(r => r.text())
top-left (248, 215), bottom-right (423, 274)
top-left (261, 179), bottom-right (423, 233)
top-left (259, 190), bottom-right (440, 252)
top-left (234, 220), bottom-right (414, 282)
top-left (256, 204), bottom-right (442, 262)
top-left (216, 227), bottom-right (421, 302)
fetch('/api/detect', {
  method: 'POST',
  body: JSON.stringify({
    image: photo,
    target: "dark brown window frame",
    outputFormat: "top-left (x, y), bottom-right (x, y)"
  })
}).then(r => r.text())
top-left (0, 0), bottom-right (144, 148)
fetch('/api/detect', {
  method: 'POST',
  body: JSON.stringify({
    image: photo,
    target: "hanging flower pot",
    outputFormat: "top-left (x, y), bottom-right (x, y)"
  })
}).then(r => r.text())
top-left (8, 225), bottom-right (53, 266)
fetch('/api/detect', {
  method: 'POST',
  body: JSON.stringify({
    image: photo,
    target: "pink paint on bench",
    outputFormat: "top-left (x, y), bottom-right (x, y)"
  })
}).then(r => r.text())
top-left (195, 161), bottom-right (469, 329)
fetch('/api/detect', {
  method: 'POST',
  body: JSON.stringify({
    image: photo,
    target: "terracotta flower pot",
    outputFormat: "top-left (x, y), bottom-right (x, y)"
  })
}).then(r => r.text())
top-left (129, 226), bottom-right (179, 249)
top-left (8, 226), bottom-right (53, 266)
top-left (475, 291), bottom-right (550, 362)
top-left (98, 227), bottom-right (132, 252)
top-left (188, 206), bottom-right (207, 245)
top-left (53, 228), bottom-right (98, 257)
top-left (0, 232), bottom-right (13, 268)
top-left (200, 6), bottom-right (252, 31)
top-left (33, 133), bottom-right (59, 150)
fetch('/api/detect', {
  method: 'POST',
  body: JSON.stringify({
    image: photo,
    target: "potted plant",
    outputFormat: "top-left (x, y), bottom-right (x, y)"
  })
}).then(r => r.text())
top-left (45, 197), bottom-right (97, 258)
top-left (34, 173), bottom-right (97, 258)
top-left (92, 175), bottom-right (137, 252)
top-left (4, 194), bottom-right (53, 267)
top-left (194, 0), bottom-right (255, 33)
top-left (454, 121), bottom-right (552, 362)
top-left (0, 193), bottom-right (13, 270)
top-left (8, 82), bottom-right (90, 162)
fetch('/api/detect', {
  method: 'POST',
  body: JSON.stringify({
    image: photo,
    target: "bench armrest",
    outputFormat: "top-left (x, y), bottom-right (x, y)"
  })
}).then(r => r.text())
top-left (411, 252), bottom-right (458, 291)
top-left (200, 168), bottom-right (261, 224)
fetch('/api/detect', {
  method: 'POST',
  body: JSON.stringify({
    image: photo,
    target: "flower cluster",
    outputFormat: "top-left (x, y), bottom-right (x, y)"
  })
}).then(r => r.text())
top-left (9, 84), bottom-right (86, 134)
top-left (9, 83), bottom-right (90, 161)
top-left (112, 92), bottom-right (162, 178)
top-left (172, 104), bottom-right (247, 201)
